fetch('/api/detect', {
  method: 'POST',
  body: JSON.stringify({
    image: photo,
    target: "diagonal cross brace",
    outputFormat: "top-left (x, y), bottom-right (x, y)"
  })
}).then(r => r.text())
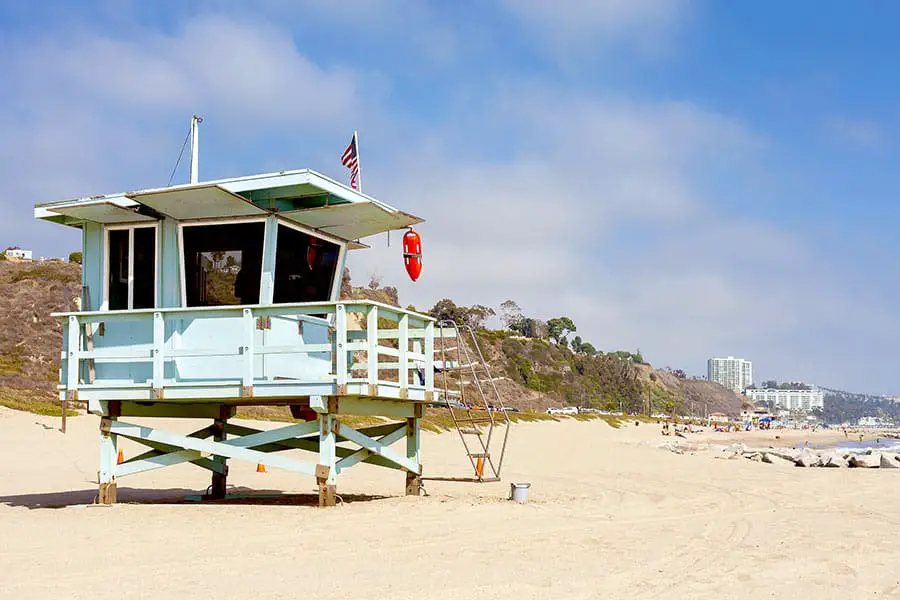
top-left (336, 423), bottom-right (407, 474)
top-left (335, 421), bottom-right (418, 473)
top-left (109, 420), bottom-right (322, 476)
top-left (118, 426), bottom-right (221, 477)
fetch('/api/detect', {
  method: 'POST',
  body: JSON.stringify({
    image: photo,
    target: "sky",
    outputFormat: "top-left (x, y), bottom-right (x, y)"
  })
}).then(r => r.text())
top-left (2, 0), bottom-right (899, 393)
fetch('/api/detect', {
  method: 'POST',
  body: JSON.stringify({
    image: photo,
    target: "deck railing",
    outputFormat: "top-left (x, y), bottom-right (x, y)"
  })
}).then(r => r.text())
top-left (56, 301), bottom-right (436, 405)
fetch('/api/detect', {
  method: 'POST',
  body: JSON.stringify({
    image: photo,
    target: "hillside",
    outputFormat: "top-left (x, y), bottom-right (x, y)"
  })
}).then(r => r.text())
top-left (0, 261), bottom-right (746, 418)
top-left (0, 259), bottom-right (81, 413)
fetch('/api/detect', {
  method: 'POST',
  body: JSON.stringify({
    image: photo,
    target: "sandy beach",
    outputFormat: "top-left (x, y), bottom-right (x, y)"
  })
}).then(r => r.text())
top-left (2, 408), bottom-right (899, 599)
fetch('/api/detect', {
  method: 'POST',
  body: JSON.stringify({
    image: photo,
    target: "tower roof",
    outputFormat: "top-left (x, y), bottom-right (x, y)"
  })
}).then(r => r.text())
top-left (34, 169), bottom-right (422, 244)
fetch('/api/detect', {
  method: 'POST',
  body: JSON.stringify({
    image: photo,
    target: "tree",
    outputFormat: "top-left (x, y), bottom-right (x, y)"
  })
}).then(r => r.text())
top-left (500, 300), bottom-right (524, 331)
top-left (570, 335), bottom-right (583, 353)
top-left (547, 316), bottom-right (576, 345)
top-left (580, 342), bottom-right (597, 356)
top-left (512, 317), bottom-right (547, 338)
top-left (68, 251), bottom-right (82, 264)
top-left (428, 299), bottom-right (495, 330)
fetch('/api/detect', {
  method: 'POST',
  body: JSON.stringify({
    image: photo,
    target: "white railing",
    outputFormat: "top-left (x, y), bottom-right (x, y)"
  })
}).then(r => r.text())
top-left (56, 300), bottom-right (436, 403)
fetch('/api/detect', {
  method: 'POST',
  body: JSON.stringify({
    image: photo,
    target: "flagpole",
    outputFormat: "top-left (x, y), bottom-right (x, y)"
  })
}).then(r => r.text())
top-left (354, 130), bottom-right (362, 193)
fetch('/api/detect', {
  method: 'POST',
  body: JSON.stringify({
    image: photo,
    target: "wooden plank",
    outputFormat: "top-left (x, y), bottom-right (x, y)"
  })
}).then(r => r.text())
top-left (335, 421), bottom-right (418, 473)
top-left (335, 304), bottom-right (348, 393)
top-left (82, 286), bottom-right (96, 384)
top-left (118, 402), bottom-right (236, 419)
top-left (424, 321), bottom-right (435, 393)
top-left (335, 423), bottom-right (407, 473)
top-left (241, 308), bottom-right (254, 391)
top-left (333, 396), bottom-right (419, 418)
top-left (109, 421), bottom-right (319, 476)
top-left (152, 312), bottom-right (165, 394)
top-left (367, 305), bottom-right (378, 394)
top-left (66, 316), bottom-right (80, 394)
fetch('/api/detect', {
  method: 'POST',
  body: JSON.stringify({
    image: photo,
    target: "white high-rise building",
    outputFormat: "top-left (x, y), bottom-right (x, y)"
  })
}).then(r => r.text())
top-left (707, 356), bottom-right (753, 394)
top-left (745, 388), bottom-right (824, 412)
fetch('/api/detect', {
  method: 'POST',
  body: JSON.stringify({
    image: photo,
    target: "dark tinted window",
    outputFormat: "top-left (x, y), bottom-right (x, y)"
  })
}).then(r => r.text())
top-left (133, 227), bottom-right (155, 309)
top-left (273, 225), bottom-right (340, 303)
top-left (107, 229), bottom-right (129, 310)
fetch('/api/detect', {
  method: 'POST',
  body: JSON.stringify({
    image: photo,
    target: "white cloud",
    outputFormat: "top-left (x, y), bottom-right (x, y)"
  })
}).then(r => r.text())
top-left (12, 15), bottom-right (361, 126)
top-left (0, 13), bottom-right (369, 251)
top-left (498, 0), bottom-right (691, 57)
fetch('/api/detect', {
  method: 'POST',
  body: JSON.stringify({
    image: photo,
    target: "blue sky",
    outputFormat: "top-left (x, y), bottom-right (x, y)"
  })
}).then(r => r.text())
top-left (1, 0), bottom-right (898, 393)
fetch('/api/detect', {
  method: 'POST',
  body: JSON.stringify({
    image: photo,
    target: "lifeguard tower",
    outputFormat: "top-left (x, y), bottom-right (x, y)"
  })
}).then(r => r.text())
top-left (35, 122), bottom-right (509, 506)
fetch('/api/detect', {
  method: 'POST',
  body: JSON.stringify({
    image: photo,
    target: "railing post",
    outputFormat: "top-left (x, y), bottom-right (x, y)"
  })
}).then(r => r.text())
top-left (399, 313), bottom-right (409, 399)
top-left (367, 305), bottom-right (378, 396)
top-left (335, 304), bottom-right (347, 395)
top-left (66, 316), bottom-right (80, 395)
top-left (152, 312), bottom-right (164, 399)
top-left (424, 320), bottom-right (434, 401)
top-left (241, 308), bottom-right (254, 398)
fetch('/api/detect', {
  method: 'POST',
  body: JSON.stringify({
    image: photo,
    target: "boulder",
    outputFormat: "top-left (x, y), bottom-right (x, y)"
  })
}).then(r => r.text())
top-left (745, 452), bottom-right (763, 462)
top-left (763, 453), bottom-right (795, 467)
top-left (795, 450), bottom-right (822, 468)
top-left (823, 453), bottom-right (849, 468)
top-left (849, 453), bottom-right (881, 468)
top-left (880, 453), bottom-right (900, 469)
top-left (765, 449), bottom-right (800, 463)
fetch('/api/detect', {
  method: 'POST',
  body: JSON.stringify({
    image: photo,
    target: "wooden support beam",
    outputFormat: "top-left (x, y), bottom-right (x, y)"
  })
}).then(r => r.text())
top-left (335, 423), bottom-right (406, 474)
top-left (334, 420), bottom-right (418, 473)
top-left (210, 414), bottom-right (227, 499)
top-left (108, 420), bottom-right (321, 476)
top-left (98, 417), bottom-right (117, 504)
top-left (318, 412), bottom-right (336, 507)
top-left (118, 402), bottom-right (237, 419)
top-left (116, 427), bottom-right (224, 476)
top-left (406, 416), bottom-right (421, 496)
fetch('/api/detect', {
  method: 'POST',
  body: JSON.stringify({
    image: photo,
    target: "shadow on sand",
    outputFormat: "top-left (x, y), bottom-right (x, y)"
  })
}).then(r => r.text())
top-left (0, 486), bottom-right (390, 509)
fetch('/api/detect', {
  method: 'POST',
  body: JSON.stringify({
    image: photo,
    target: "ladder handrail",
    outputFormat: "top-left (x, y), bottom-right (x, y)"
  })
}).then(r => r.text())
top-left (433, 319), bottom-right (511, 481)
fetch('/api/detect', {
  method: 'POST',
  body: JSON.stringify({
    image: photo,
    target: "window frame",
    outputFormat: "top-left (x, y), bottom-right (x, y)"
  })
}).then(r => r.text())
top-left (178, 217), bottom-right (269, 308)
top-left (103, 222), bottom-right (160, 311)
top-left (275, 217), bottom-right (347, 304)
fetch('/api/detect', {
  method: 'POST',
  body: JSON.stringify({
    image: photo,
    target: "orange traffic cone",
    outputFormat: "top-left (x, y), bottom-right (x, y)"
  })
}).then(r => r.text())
top-left (475, 457), bottom-right (484, 478)
top-left (256, 463), bottom-right (266, 473)
top-left (117, 449), bottom-right (124, 465)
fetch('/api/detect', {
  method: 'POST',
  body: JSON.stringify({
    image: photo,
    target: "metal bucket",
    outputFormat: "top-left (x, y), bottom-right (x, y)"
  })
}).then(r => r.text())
top-left (509, 482), bottom-right (531, 503)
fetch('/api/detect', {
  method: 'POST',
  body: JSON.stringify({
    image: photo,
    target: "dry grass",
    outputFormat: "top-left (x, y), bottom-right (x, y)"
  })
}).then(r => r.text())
top-left (0, 387), bottom-right (77, 416)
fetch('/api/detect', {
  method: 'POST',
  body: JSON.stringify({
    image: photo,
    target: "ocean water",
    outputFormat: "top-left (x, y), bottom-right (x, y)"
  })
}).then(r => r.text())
top-left (832, 438), bottom-right (900, 454)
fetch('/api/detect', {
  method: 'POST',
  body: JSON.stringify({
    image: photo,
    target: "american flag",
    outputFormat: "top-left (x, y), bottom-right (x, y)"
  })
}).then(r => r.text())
top-left (341, 132), bottom-right (360, 190)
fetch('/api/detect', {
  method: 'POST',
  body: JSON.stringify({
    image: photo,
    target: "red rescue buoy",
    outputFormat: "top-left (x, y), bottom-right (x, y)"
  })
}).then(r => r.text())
top-left (306, 236), bottom-right (322, 271)
top-left (402, 229), bottom-right (423, 281)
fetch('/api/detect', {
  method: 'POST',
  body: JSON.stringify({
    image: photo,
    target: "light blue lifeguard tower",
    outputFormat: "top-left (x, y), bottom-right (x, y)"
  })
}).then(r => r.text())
top-left (35, 119), bottom-right (509, 506)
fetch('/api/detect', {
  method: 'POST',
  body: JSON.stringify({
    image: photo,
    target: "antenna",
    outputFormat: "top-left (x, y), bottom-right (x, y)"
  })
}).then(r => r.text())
top-left (190, 115), bottom-right (203, 184)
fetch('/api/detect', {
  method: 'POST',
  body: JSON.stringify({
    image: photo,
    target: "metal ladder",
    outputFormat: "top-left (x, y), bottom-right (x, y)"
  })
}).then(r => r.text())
top-left (421, 319), bottom-right (511, 483)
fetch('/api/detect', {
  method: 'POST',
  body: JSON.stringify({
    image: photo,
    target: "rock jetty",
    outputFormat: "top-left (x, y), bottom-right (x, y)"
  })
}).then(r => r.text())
top-left (660, 441), bottom-right (900, 469)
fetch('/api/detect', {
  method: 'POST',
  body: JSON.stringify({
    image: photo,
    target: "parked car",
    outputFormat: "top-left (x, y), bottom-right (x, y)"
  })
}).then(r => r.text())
top-left (500, 406), bottom-right (521, 413)
top-left (547, 406), bottom-right (578, 415)
top-left (578, 407), bottom-right (600, 414)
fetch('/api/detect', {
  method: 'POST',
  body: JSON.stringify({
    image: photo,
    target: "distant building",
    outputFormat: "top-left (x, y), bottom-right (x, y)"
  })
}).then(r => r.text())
top-left (4, 248), bottom-right (32, 260)
top-left (707, 356), bottom-right (752, 393)
top-left (746, 387), bottom-right (824, 412)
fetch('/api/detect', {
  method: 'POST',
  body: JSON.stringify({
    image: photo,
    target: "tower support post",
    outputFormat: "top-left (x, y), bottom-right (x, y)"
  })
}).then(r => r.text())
top-left (98, 417), bottom-right (118, 504)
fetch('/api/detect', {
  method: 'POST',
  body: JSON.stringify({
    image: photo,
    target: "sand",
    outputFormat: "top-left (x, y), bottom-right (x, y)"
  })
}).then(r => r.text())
top-left (1, 408), bottom-right (899, 599)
